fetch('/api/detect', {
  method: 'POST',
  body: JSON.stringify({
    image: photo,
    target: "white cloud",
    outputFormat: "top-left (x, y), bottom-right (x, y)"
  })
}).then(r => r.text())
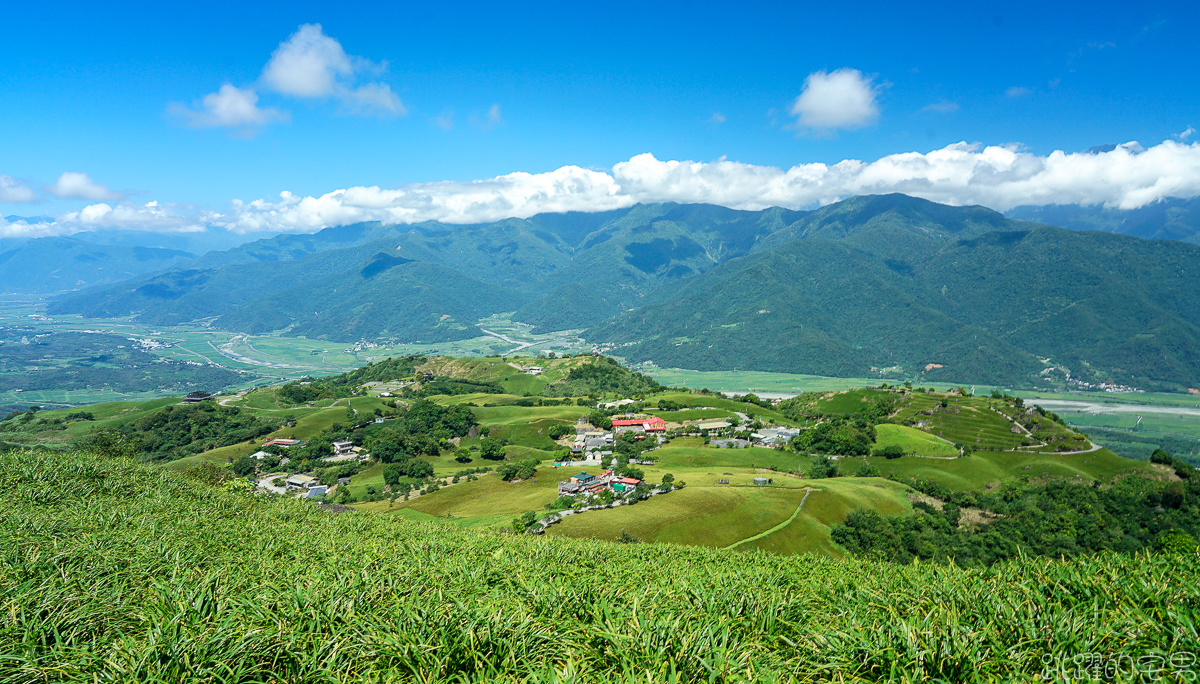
top-left (1178, 127), bottom-right (1195, 141)
top-left (789, 68), bottom-right (879, 130)
top-left (260, 23), bottom-right (404, 116)
top-left (206, 165), bottom-right (631, 233)
top-left (708, 112), bottom-right (727, 124)
top-left (920, 100), bottom-right (960, 114)
top-left (48, 172), bottom-right (123, 201)
top-left (208, 138), bottom-right (1200, 233)
top-left (13, 138), bottom-right (1200, 237)
top-left (0, 176), bottom-right (36, 203)
top-left (1006, 86), bottom-right (1032, 98)
top-left (487, 104), bottom-right (503, 126)
top-left (168, 84), bottom-right (289, 131)
top-left (434, 109), bottom-right (454, 131)
top-left (0, 201), bottom-right (205, 238)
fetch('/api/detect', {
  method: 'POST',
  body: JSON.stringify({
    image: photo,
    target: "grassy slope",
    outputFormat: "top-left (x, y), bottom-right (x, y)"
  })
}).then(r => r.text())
top-left (874, 423), bottom-right (959, 456)
top-left (3, 449), bottom-right (1193, 683)
top-left (851, 447), bottom-right (1144, 490)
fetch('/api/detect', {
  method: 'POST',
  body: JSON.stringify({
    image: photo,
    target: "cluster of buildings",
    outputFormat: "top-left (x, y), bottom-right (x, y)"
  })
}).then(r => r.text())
top-left (557, 469), bottom-right (643, 497)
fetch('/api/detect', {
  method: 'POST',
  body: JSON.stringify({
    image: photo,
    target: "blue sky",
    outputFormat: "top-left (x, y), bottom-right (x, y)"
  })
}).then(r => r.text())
top-left (1, 0), bottom-right (1198, 235)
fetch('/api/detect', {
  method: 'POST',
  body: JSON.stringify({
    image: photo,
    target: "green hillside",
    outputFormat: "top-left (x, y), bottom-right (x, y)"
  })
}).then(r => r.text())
top-left (589, 206), bottom-right (1200, 390)
top-left (217, 258), bottom-right (524, 343)
top-left (2, 448), bottom-right (1195, 682)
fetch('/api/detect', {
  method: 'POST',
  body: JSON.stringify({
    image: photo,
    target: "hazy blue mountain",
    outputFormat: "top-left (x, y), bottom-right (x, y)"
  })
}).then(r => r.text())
top-left (0, 236), bottom-right (195, 294)
top-left (1006, 197), bottom-right (1200, 244)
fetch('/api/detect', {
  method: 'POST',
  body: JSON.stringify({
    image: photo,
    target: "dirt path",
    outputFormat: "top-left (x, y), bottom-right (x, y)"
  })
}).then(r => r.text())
top-left (725, 488), bottom-right (815, 550)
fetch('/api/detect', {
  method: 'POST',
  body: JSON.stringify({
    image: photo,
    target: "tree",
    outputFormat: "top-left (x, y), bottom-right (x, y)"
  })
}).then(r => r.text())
top-left (855, 460), bottom-right (881, 477)
top-left (661, 473), bottom-right (675, 487)
top-left (371, 440), bottom-right (406, 464)
top-left (80, 428), bottom-right (139, 459)
top-left (1150, 449), bottom-right (1174, 465)
top-left (875, 445), bottom-right (904, 459)
top-left (498, 458), bottom-right (538, 481)
top-left (548, 424), bottom-right (573, 440)
top-left (383, 464), bottom-right (402, 486)
top-left (808, 454), bottom-right (840, 479)
top-left (231, 455), bottom-right (255, 476)
top-left (454, 448), bottom-right (473, 463)
top-left (398, 459), bottom-right (434, 479)
top-left (480, 437), bottom-right (505, 461)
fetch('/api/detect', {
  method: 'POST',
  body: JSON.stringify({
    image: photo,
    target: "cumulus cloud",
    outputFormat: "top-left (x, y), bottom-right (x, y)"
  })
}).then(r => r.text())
top-left (206, 138), bottom-right (1200, 233)
top-left (261, 23), bottom-right (405, 116)
top-left (1006, 86), bottom-right (1032, 98)
top-left (206, 165), bottom-right (630, 233)
top-left (168, 84), bottom-right (289, 131)
top-left (0, 176), bottom-right (37, 203)
top-left (13, 139), bottom-right (1200, 237)
top-left (789, 68), bottom-right (880, 130)
top-left (708, 112), bottom-right (727, 124)
top-left (48, 172), bottom-right (123, 201)
top-left (0, 201), bottom-right (205, 238)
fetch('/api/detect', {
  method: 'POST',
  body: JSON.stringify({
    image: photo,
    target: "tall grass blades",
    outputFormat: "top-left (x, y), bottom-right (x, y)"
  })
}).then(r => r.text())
top-left (0, 448), bottom-right (1197, 683)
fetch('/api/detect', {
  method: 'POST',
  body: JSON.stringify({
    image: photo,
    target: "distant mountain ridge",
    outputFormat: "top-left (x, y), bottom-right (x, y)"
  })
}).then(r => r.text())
top-left (47, 195), bottom-right (1200, 389)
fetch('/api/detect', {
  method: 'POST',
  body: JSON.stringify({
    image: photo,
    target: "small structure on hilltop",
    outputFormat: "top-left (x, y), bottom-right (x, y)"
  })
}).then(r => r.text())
top-left (263, 438), bottom-right (304, 449)
top-left (612, 416), bottom-right (667, 433)
top-left (332, 440), bottom-right (355, 456)
top-left (569, 472), bottom-right (596, 485)
top-left (184, 391), bottom-right (213, 403)
top-left (285, 474), bottom-right (319, 490)
top-left (753, 477), bottom-right (768, 486)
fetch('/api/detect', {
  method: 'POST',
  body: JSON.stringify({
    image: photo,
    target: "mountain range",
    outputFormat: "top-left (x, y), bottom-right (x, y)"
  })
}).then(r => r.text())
top-left (39, 195), bottom-right (1200, 390)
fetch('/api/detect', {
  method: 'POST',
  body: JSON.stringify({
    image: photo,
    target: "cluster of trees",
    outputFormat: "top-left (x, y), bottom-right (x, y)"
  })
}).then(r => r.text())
top-left (790, 417), bottom-right (877, 456)
top-left (548, 357), bottom-right (664, 398)
top-left (402, 378), bottom-right (504, 400)
top-left (277, 381), bottom-right (347, 405)
top-left (498, 458), bottom-right (538, 481)
top-left (832, 463), bottom-right (1200, 566)
top-left (114, 403), bottom-right (278, 462)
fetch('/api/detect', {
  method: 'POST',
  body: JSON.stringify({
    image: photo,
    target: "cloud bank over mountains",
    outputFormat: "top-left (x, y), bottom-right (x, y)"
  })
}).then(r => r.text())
top-left (3, 139), bottom-right (1200, 237)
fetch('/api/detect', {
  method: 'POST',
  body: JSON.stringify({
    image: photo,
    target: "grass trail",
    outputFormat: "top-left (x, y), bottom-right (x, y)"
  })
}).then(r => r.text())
top-left (725, 487), bottom-right (814, 550)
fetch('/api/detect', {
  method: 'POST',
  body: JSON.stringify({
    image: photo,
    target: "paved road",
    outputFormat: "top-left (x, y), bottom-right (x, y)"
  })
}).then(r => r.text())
top-left (258, 473), bottom-right (287, 495)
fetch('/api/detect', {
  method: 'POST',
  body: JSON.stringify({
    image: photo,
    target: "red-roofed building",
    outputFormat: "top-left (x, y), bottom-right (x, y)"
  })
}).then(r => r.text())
top-left (611, 416), bottom-right (667, 432)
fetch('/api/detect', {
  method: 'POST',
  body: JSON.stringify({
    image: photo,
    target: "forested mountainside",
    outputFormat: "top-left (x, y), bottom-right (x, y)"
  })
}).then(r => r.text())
top-left (48, 195), bottom-right (1200, 389)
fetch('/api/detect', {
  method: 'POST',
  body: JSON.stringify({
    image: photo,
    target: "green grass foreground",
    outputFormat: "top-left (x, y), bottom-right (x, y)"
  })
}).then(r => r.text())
top-left (1, 449), bottom-right (1197, 683)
